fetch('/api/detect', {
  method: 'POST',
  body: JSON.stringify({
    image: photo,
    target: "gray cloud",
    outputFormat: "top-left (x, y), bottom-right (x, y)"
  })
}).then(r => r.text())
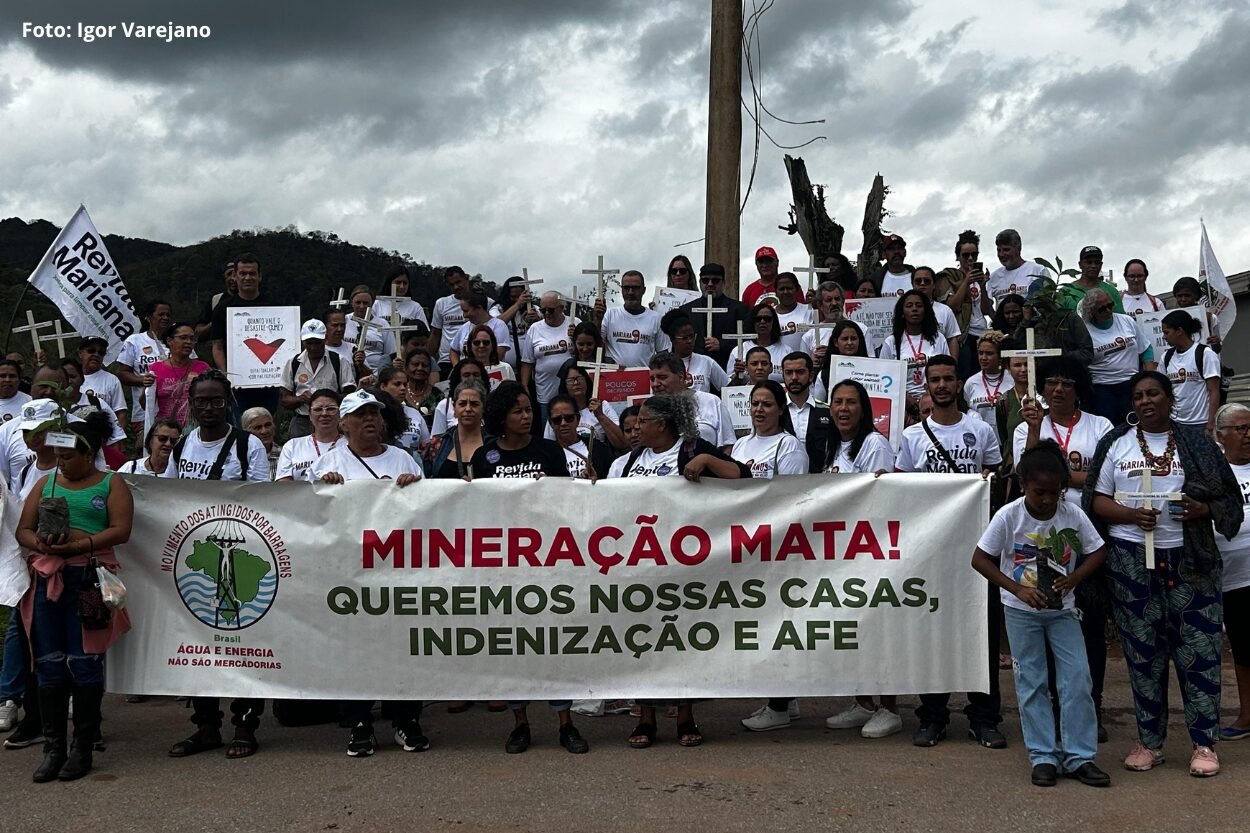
top-left (922, 19), bottom-right (974, 59)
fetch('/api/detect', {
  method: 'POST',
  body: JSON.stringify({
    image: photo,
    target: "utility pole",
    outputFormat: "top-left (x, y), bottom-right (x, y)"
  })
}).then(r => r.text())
top-left (705, 0), bottom-right (742, 297)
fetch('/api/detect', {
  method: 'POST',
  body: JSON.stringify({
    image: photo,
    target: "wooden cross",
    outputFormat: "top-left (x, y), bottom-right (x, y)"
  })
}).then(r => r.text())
top-left (516, 268), bottom-right (544, 314)
top-left (690, 293), bottom-right (728, 338)
top-left (12, 311), bottom-right (53, 355)
top-left (795, 320), bottom-right (825, 351)
top-left (329, 287), bottom-right (351, 311)
top-left (1114, 468), bottom-right (1181, 570)
top-left (46, 320), bottom-right (81, 358)
top-left (793, 254), bottom-right (832, 294)
top-left (577, 347), bottom-right (618, 468)
top-left (581, 255), bottom-right (619, 304)
top-left (721, 320), bottom-right (754, 369)
top-left (559, 285), bottom-right (584, 321)
top-left (350, 314), bottom-right (385, 352)
top-left (1001, 328), bottom-right (1061, 399)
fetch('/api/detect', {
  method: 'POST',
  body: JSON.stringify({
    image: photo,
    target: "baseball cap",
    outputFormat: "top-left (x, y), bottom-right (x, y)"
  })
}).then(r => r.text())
top-left (300, 319), bottom-right (327, 341)
top-left (339, 389), bottom-right (383, 418)
top-left (754, 246), bottom-right (778, 261)
top-left (1079, 246), bottom-right (1103, 260)
top-left (79, 335), bottom-right (108, 350)
top-left (699, 263), bottom-right (726, 278)
top-left (882, 234), bottom-right (907, 249)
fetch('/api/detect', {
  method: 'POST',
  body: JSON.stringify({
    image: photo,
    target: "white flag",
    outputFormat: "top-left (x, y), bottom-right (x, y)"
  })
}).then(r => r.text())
top-left (1199, 220), bottom-right (1236, 336)
top-left (26, 205), bottom-right (141, 363)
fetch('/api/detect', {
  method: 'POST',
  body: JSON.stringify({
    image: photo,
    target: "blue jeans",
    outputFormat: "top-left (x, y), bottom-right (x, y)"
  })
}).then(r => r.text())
top-left (0, 608), bottom-right (27, 704)
top-left (31, 569), bottom-right (105, 688)
top-left (1004, 606), bottom-right (1097, 771)
top-left (506, 700), bottom-right (572, 712)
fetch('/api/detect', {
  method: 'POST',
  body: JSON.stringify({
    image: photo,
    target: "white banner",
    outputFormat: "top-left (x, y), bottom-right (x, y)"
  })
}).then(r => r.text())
top-left (25, 205), bottom-right (140, 364)
top-left (721, 384), bottom-right (753, 432)
top-left (844, 298), bottom-right (896, 357)
top-left (1134, 305), bottom-right (1209, 356)
top-left (226, 306), bottom-right (301, 389)
top-left (827, 356), bottom-right (908, 450)
top-left (650, 286), bottom-right (702, 316)
top-left (107, 475), bottom-right (990, 700)
top-left (1199, 221), bottom-right (1237, 336)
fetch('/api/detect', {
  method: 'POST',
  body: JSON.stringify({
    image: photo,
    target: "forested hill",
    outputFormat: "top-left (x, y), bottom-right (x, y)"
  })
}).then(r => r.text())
top-left (0, 217), bottom-right (460, 351)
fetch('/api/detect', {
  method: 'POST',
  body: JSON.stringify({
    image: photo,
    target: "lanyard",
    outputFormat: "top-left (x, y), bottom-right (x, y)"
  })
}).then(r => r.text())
top-left (311, 436), bottom-right (339, 457)
top-left (904, 332), bottom-right (925, 361)
top-left (981, 371), bottom-right (1004, 405)
top-left (1049, 411), bottom-right (1080, 456)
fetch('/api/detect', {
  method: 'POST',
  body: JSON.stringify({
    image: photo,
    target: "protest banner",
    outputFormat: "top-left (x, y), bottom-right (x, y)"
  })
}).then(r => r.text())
top-left (650, 286), bottom-right (702, 315)
top-left (108, 474), bottom-right (990, 700)
top-left (721, 384), bottom-right (753, 432)
top-left (827, 356), bottom-right (908, 449)
top-left (1134, 306), bottom-right (1209, 356)
top-left (594, 368), bottom-right (651, 403)
top-left (25, 205), bottom-right (141, 363)
top-left (1199, 221), bottom-right (1237, 335)
top-left (844, 298), bottom-right (895, 357)
top-left (227, 306), bottom-right (301, 388)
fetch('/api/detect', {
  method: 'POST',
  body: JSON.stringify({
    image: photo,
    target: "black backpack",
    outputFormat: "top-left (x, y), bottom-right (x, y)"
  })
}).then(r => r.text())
top-left (1162, 342), bottom-right (1233, 406)
top-left (171, 428), bottom-right (250, 481)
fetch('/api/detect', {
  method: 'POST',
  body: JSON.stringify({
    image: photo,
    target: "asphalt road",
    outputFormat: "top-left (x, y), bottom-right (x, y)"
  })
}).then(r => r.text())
top-left (2, 656), bottom-right (1245, 833)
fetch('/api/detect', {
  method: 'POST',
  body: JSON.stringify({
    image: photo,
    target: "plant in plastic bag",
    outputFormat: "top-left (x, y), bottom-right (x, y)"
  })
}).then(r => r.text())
top-left (33, 383), bottom-right (76, 547)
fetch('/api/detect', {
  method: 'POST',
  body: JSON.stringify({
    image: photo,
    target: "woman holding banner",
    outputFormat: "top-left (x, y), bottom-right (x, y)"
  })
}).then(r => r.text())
top-left (428, 380), bottom-right (488, 480)
top-left (547, 394), bottom-right (611, 480)
top-left (1085, 370), bottom-right (1242, 777)
top-left (276, 389), bottom-right (342, 482)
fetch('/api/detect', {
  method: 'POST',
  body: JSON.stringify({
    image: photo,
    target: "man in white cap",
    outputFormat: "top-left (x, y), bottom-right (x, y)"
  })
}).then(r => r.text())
top-left (280, 319), bottom-right (356, 438)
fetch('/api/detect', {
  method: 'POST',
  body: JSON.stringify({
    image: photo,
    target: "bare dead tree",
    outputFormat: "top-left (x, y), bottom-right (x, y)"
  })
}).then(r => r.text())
top-left (780, 155), bottom-right (845, 262)
top-left (856, 174), bottom-right (889, 280)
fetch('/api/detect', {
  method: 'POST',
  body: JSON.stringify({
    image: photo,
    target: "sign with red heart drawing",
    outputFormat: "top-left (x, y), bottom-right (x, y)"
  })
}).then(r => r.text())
top-left (227, 306), bottom-right (301, 388)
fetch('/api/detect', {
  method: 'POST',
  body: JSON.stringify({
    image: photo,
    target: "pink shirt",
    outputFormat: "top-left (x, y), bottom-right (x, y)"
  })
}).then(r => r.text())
top-left (151, 359), bottom-right (210, 425)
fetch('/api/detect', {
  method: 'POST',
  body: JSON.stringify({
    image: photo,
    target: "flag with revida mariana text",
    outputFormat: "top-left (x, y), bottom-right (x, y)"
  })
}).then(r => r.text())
top-left (26, 205), bottom-right (140, 363)
top-left (1199, 220), bottom-right (1237, 336)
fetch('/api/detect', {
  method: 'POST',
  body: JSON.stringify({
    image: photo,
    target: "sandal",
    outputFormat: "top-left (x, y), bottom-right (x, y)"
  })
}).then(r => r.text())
top-left (676, 721), bottom-right (703, 747)
top-left (168, 728), bottom-right (223, 758)
top-left (226, 730), bottom-right (259, 759)
top-left (628, 723), bottom-right (657, 749)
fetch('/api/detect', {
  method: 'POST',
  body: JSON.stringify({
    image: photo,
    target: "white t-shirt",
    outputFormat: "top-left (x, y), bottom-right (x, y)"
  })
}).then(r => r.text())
top-left (601, 307), bottom-right (670, 369)
top-left (16, 459), bottom-right (57, 499)
top-left (964, 279), bottom-right (990, 337)
top-left (684, 353), bottom-right (729, 393)
top-left (0, 392), bottom-right (32, 425)
top-left (543, 407), bottom-right (605, 443)
top-left (1012, 411), bottom-right (1113, 505)
top-left (988, 261), bottom-right (1047, 303)
top-left (117, 331), bottom-right (169, 420)
top-left (731, 432), bottom-right (809, 479)
top-left (1162, 342), bottom-right (1221, 425)
top-left (431, 295), bottom-right (467, 364)
top-left (934, 302), bottom-right (962, 342)
top-left (896, 414), bottom-right (1003, 473)
top-left (560, 440), bottom-right (592, 479)
top-left (162, 429), bottom-right (271, 482)
top-left (520, 318), bottom-right (577, 403)
top-left (694, 389), bottom-right (735, 448)
top-left (724, 340), bottom-right (788, 383)
top-left (1093, 430), bottom-right (1185, 547)
top-left (1217, 462), bottom-right (1250, 592)
top-left (1087, 314), bottom-right (1152, 385)
top-left (311, 443), bottom-right (421, 481)
top-left (372, 297), bottom-right (429, 327)
top-left (963, 371), bottom-right (1008, 425)
top-left (450, 317), bottom-right (512, 363)
top-left (73, 396), bottom-right (127, 445)
top-left (81, 369), bottom-right (128, 415)
top-left (776, 306), bottom-right (814, 353)
top-left (117, 457), bottom-right (160, 476)
top-left (977, 497), bottom-right (1104, 612)
top-left (1, 419), bottom-right (31, 490)
top-left (344, 315), bottom-right (397, 373)
top-left (275, 434), bottom-right (342, 482)
top-left (431, 398), bottom-right (456, 435)
top-left (879, 271), bottom-right (912, 297)
top-left (616, 443), bottom-right (682, 477)
top-left (879, 334), bottom-right (951, 397)
top-left (397, 404), bottom-right (432, 451)
top-left (485, 363), bottom-right (516, 388)
top-left (824, 431), bottom-right (896, 474)
top-left (1121, 292), bottom-right (1162, 316)
top-left (800, 321), bottom-right (876, 362)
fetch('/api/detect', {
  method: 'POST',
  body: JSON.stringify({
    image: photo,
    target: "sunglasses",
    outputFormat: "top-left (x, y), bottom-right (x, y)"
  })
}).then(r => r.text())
top-left (959, 251), bottom-right (980, 259)
top-left (755, 317), bottom-right (776, 324)
top-left (152, 435), bottom-right (177, 444)
top-left (470, 339), bottom-right (493, 346)
top-left (913, 277), bottom-right (934, 285)
top-left (549, 414), bottom-right (579, 424)
top-left (82, 347), bottom-right (106, 356)
top-left (668, 267), bottom-right (690, 276)
top-left (700, 276), bottom-right (723, 283)
top-left (540, 307), bottom-right (561, 314)
top-left (1095, 303), bottom-right (1115, 313)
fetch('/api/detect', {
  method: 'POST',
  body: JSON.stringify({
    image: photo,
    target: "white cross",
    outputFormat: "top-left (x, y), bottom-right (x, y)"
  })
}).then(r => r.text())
top-left (721, 320), bottom-right (754, 365)
top-left (349, 314), bottom-right (385, 351)
top-left (46, 320), bottom-right (81, 358)
top-left (1001, 328), bottom-right (1062, 398)
top-left (795, 320), bottom-right (825, 348)
top-left (12, 311), bottom-right (53, 355)
top-left (793, 254), bottom-right (832, 294)
top-left (559, 285), bottom-right (584, 322)
top-left (329, 287), bottom-right (350, 311)
top-left (515, 268), bottom-right (544, 313)
top-left (690, 293), bottom-right (728, 338)
top-left (578, 347), bottom-right (618, 399)
top-left (581, 255), bottom-right (619, 304)
top-left (1114, 467), bottom-right (1182, 570)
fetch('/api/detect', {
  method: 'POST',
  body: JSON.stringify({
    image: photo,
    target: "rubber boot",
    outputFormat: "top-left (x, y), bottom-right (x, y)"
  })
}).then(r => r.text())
top-left (60, 685), bottom-right (103, 781)
top-left (32, 686), bottom-right (69, 783)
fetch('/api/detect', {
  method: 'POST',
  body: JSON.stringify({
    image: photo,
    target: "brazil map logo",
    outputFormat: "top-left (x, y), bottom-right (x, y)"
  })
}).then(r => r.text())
top-left (172, 516), bottom-right (280, 630)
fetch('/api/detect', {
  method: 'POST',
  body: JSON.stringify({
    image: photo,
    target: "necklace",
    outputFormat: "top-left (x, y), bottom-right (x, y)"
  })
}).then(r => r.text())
top-left (1136, 426), bottom-right (1176, 476)
top-left (981, 370), bottom-right (1004, 405)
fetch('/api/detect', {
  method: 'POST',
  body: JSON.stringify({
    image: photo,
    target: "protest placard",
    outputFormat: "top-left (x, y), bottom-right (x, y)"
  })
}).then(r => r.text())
top-left (844, 297), bottom-right (895, 357)
top-left (827, 356), bottom-right (908, 449)
top-left (227, 306), bottom-right (301, 388)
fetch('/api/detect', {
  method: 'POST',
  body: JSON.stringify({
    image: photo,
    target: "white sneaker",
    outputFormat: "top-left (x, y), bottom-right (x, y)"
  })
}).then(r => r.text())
top-left (741, 704), bottom-right (791, 731)
top-left (861, 708), bottom-right (903, 738)
top-left (0, 700), bottom-right (16, 731)
top-left (788, 700), bottom-right (801, 720)
top-left (825, 703), bottom-right (876, 730)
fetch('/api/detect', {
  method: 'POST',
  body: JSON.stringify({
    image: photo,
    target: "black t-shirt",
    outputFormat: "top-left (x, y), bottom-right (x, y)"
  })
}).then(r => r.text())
top-left (198, 290), bottom-right (234, 328)
top-left (470, 437), bottom-right (570, 479)
top-left (210, 291), bottom-right (277, 359)
top-left (678, 292), bottom-right (750, 368)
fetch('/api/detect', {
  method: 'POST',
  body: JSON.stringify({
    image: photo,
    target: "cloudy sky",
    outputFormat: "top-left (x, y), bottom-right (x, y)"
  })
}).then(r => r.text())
top-left (0, 0), bottom-right (1245, 295)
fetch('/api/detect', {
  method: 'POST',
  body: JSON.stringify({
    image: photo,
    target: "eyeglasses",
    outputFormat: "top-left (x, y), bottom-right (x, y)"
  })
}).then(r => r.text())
top-left (549, 414), bottom-right (579, 424)
top-left (310, 406), bottom-right (338, 414)
top-left (1222, 424), bottom-right (1250, 435)
top-left (668, 267), bottom-right (690, 276)
top-left (152, 435), bottom-right (177, 444)
top-left (540, 307), bottom-right (561, 315)
top-left (191, 397), bottom-right (227, 409)
top-left (82, 348), bottom-right (106, 356)
top-left (913, 277), bottom-right (934, 286)
top-left (1044, 378), bottom-right (1076, 389)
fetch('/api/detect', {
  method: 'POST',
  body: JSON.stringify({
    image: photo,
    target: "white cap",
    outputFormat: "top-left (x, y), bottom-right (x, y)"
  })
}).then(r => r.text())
top-left (18, 399), bottom-right (63, 432)
top-left (300, 319), bottom-right (327, 341)
top-left (339, 389), bottom-right (382, 418)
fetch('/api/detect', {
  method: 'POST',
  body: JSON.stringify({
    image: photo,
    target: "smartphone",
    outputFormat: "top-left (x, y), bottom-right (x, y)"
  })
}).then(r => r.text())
top-left (974, 262), bottom-right (984, 274)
